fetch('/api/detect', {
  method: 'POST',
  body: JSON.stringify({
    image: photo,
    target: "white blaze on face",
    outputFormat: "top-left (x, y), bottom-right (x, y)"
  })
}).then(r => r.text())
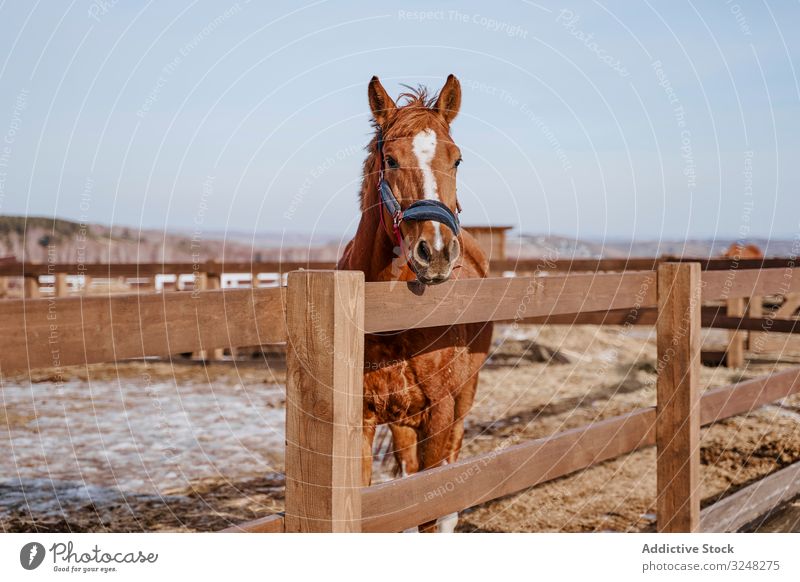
top-left (412, 128), bottom-right (444, 251)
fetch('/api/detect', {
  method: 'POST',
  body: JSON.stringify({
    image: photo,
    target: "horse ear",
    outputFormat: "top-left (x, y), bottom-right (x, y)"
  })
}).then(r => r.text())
top-left (368, 76), bottom-right (396, 127)
top-left (434, 74), bottom-right (461, 124)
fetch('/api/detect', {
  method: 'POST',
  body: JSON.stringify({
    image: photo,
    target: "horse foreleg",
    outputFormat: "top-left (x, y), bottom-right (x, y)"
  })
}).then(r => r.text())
top-left (417, 395), bottom-right (455, 533)
top-left (390, 424), bottom-right (419, 477)
top-left (386, 424), bottom-right (421, 532)
top-left (362, 420), bottom-right (376, 486)
top-left (446, 376), bottom-right (478, 464)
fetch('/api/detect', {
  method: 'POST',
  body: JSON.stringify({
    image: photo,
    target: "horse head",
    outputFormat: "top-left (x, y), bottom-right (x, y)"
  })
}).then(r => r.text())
top-left (367, 75), bottom-right (464, 285)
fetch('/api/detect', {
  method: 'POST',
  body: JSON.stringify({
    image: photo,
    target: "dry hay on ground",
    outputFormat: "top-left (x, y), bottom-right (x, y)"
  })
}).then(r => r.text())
top-left (3, 325), bottom-right (800, 532)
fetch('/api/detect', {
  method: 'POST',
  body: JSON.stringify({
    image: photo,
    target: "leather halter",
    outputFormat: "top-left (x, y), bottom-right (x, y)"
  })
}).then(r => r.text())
top-left (375, 129), bottom-right (461, 271)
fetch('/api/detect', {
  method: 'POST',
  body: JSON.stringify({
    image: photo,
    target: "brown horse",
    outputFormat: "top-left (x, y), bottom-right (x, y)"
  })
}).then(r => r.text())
top-left (338, 75), bottom-right (493, 532)
top-left (722, 242), bottom-right (763, 260)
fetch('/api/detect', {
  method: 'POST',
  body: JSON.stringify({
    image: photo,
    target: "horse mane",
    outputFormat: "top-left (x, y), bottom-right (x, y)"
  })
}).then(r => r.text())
top-left (396, 84), bottom-right (437, 107)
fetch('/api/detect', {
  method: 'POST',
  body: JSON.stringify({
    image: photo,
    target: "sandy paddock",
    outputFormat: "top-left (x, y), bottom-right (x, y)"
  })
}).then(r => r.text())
top-left (2, 324), bottom-right (800, 532)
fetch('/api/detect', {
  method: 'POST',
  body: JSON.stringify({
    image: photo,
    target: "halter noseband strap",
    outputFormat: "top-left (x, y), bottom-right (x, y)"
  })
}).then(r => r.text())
top-left (375, 129), bottom-right (461, 269)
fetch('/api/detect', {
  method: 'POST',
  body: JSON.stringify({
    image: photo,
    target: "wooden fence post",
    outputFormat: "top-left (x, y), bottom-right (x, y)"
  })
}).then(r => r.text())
top-left (24, 275), bottom-right (40, 298)
top-left (206, 272), bottom-right (224, 360)
top-left (54, 273), bottom-right (68, 297)
top-left (656, 262), bottom-right (702, 532)
top-left (192, 272), bottom-right (209, 361)
top-left (284, 270), bottom-right (364, 532)
top-left (746, 295), bottom-right (763, 350)
top-left (725, 297), bottom-right (745, 368)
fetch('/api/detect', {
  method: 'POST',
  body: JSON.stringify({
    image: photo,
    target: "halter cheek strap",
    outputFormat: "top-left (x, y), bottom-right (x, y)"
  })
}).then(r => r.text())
top-left (375, 129), bottom-right (461, 272)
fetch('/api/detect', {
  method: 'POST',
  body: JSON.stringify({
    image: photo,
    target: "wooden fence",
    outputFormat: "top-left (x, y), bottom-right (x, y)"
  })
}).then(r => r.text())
top-left (7, 257), bottom-right (799, 364)
top-left (6, 257), bottom-right (800, 369)
top-left (0, 263), bottom-right (796, 532)
top-left (1, 256), bottom-right (797, 283)
top-left (3, 263), bottom-right (800, 532)
top-left (226, 264), bottom-right (800, 533)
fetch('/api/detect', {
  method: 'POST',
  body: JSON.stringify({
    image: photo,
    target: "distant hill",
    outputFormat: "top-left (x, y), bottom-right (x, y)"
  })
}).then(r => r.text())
top-left (508, 233), bottom-right (796, 260)
top-left (1, 215), bottom-right (793, 264)
top-left (0, 216), bottom-right (343, 263)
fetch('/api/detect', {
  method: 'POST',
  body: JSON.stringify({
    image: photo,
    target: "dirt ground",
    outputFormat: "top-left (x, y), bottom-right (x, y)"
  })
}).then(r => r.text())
top-left (2, 324), bottom-right (800, 533)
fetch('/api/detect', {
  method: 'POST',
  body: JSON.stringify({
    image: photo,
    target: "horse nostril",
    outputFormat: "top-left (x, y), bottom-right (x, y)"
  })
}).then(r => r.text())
top-left (416, 240), bottom-right (431, 264)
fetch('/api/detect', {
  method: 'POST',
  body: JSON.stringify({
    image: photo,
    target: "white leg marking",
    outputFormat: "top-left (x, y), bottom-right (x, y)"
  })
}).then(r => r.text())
top-left (435, 461), bottom-right (457, 532)
top-left (436, 512), bottom-right (458, 533)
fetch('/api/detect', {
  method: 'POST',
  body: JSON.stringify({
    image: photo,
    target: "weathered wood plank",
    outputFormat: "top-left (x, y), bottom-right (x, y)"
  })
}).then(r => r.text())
top-left (750, 293), bottom-right (800, 355)
top-left (54, 273), bottom-right (68, 297)
top-left (725, 297), bottom-right (746, 368)
top-left (746, 295), bottom-right (763, 350)
top-left (220, 513), bottom-right (285, 533)
top-left (364, 271), bottom-right (657, 333)
top-left (491, 257), bottom-right (661, 273)
top-left (656, 263), bottom-right (702, 532)
top-left (206, 274), bottom-right (224, 360)
top-left (701, 311), bottom-right (800, 333)
top-left (0, 288), bottom-right (286, 375)
top-left (360, 408), bottom-right (656, 532)
top-left (702, 268), bottom-right (800, 302)
top-left (0, 261), bottom-right (336, 277)
top-left (518, 306), bottom-right (800, 331)
top-left (665, 256), bottom-right (799, 271)
top-left (701, 462), bottom-right (800, 533)
top-left (517, 306), bottom-right (659, 326)
top-left (23, 276), bottom-right (39, 298)
top-left (284, 271), bottom-right (364, 532)
top-left (700, 368), bottom-right (800, 425)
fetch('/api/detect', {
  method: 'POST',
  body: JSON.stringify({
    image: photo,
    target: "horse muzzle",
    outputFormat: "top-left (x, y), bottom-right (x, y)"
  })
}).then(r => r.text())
top-left (410, 233), bottom-right (460, 285)
top-left (378, 179), bottom-right (461, 285)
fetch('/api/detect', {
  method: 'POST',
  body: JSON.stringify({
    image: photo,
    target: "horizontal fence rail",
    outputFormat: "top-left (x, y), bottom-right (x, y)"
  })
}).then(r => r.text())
top-left (373, 362), bottom-right (800, 531)
top-left (1, 256), bottom-right (798, 279)
top-left (700, 461), bottom-right (800, 533)
top-left (5, 267), bottom-right (800, 372)
top-left (2, 271), bottom-right (660, 374)
top-left (360, 409), bottom-right (656, 532)
top-left (363, 271), bottom-right (658, 333)
top-left (0, 288), bottom-right (286, 375)
top-left (519, 306), bottom-right (800, 333)
top-left (702, 268), bottom-right (800, 301)
top-left (0, 261), bottom-right (335, 277)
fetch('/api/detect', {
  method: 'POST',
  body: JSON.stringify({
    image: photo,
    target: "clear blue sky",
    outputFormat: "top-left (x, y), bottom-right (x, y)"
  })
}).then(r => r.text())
top-left (0, 0), bottom-right (798, 241)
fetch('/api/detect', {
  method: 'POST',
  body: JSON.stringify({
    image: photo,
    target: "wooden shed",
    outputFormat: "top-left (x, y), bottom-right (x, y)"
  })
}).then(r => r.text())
top-left (463, 225), bottom-right (514, 262)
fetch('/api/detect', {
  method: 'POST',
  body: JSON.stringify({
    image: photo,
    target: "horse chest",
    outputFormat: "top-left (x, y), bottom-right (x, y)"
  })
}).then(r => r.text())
top-left (363, 329), bottom-right (470, 424)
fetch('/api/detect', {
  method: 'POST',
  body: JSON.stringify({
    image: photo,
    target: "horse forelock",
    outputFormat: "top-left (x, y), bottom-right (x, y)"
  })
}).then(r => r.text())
top-left (359, 90), bottom-right (451, 212)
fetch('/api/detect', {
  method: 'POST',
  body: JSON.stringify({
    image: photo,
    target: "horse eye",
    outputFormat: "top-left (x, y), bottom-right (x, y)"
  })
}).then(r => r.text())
top-left (386, 156), bottom-right (399, 169)
top-left (454, 158), bottom-right (462, 168)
